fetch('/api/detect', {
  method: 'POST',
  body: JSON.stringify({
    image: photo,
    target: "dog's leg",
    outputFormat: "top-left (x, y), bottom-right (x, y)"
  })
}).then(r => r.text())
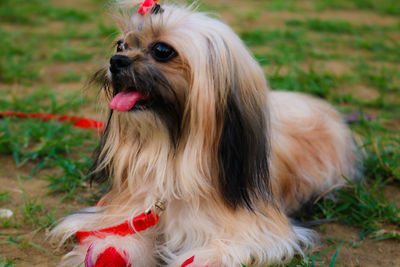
top-left (163, 205), bottom-right (315, 267)
top-left (50, 207), bottom-right (158, 266)
top-left (59, 235), bottom-right (156, 267)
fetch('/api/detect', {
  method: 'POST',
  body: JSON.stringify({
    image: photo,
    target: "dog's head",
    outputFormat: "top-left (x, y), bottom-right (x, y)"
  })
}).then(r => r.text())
top-left (91, 2), bottom-right (271, 210)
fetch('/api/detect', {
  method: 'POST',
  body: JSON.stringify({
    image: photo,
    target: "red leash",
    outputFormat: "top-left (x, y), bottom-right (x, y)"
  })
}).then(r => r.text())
top-left (0, 111), bottom-right (104, 131)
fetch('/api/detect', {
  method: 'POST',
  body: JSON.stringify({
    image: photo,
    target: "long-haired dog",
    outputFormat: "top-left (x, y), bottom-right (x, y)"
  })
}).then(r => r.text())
top-left (51, 1), bottom-right (359, 266)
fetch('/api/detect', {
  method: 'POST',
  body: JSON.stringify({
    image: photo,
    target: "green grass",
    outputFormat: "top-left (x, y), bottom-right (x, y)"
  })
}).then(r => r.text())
top-left (314, 178), bottom-right (400, 239)
top-left (348, 38), bottom-right (400, 62)
top-left (286, 243), bottom-right (343, 267)
top-left (239, 0), bottom-right (400, 263)
top-left (241, 29), bottom-right (305, 47)
top-left (51, 46), bottom-right (94, 62)
top-left (0, 89), bottom-right (96, 175)
top-left (0, 0), bottom-right (90, 25)
top-left (0, 192), bottom-right (10, 202)
top-left (58, 70), bottom-right (84, 82)
top-left (314, 0), bottom-right (400, 15)
top-left (0, 91), bottom-right (96, 185)
top-left (0, 256), bottom-right (17, 267)
top-left (0, 119), bottom-right (90, 169)
top-left (261, 0), bottom-right (303, 12)
top-left (353, 118), bottom-right (400, 182)
top-left (287, 18), bottom-right (399, 34)
top-left (45, 155), bottom-right (93, 199)
top-left (18, 179), bottom-right (55, 229)
top-left (0, 0), bottom-right (110, 83)
top-left (268, 67), bottom-right (342, 98)
top-left (305, 19), bottom-right (355, 34)
top-left (0, 29), bottom-right (40, 83)
top-left (0, 235), bottom-right (55, 259)
top-left (0, 89), bottom-right (86, 113)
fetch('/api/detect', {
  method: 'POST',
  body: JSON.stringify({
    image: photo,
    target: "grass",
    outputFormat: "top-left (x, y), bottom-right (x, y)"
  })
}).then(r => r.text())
top-left (0, 0), bottom-right (90, 25)
top-left (268, 67), bottom-right (341, 98)
top-left (0, 30), bottom-right (40, 83)
top-left (18, 179), bottom-right (55, 229)
top-left (0, 192), bottom-right (10, 202)
top-left (51, 46), bottom-right (94, 62)
top-left (314, 0), bottom-right (400, 15)
top-left (45, 155), bottom-right (93, 199)
top-left (0, 256), bottom-right (17, 267)
top-left (0, 89), bottom-right (86, 113)
top-left (58, 70), bottom-right (84, 82)
top-left (0, 117), bottom-right (94, 171)
top-left (284, 243), bottom-right (343, 267)
top-left (0, 0), bottom-right (399, 265)
top-left (241, 29), bottom-right (305, 47)
top-left (314, 177), bottom-right (400, 239)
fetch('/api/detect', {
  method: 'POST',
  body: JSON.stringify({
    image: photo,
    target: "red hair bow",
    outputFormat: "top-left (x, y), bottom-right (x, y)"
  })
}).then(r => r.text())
top-left (138, 0), bottom-right (155, 15)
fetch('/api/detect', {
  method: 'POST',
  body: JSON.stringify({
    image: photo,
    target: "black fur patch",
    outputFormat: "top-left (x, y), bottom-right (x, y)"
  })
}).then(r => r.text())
top-left (87, 59), bottom-right (183, 184)
top-left (88, 110), bottom-right (113, 184)
top-left (151, 4), bottom-right (164, 14)
top-left (115, 62), bottom-right (183, 142)
top-left (218, 93), bottom-right (270, 210)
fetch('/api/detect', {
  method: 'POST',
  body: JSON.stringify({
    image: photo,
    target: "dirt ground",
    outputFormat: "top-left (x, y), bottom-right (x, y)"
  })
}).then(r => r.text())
top-left (0, 0), bottom-right (399, 266)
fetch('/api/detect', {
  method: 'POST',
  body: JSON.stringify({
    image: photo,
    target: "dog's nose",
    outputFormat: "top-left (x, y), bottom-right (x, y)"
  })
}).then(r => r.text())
top-left (110, 55), bottom-right (131, 73)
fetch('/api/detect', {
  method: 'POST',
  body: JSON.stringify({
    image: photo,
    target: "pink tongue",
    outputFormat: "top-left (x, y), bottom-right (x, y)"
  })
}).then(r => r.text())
top-left (110, 92), bottom-right (144, 111)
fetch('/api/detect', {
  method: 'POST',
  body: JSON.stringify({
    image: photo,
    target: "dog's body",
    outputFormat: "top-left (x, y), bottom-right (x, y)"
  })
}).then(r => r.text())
top-left (51, 3), bottom-right (359, 266)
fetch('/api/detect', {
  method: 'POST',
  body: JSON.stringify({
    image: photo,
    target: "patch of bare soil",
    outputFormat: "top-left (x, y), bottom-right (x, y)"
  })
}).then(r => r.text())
top-left (337, 85), bottom-right (380, 101)
top-left (1, 21), bottom-right (66, 35)
top-left (212, 2), bottom-right (399, 31)
top-left (52, 0), bottom-right (97, 11)
top-left (318, 223), bottom-right (400, 267)
top-left (0, 155), bottom-right (82, 266)
top-left (309, 10), bottom-right (399, 26)
top-left (40, 62), bottom-right (97, 84)
top-left (262, 60), bottom-right (351, 78)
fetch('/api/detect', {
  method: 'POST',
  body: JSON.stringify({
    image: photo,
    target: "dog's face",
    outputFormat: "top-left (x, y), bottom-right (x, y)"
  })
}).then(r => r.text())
top-left (103, 12), bottom-right (191, 140)
top-left (92, 5), bottom-right (271, 210)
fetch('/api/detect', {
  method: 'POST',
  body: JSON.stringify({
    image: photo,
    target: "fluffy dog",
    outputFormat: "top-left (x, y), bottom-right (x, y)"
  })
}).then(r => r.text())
top-left (51, 1), bottom-right (359, 266)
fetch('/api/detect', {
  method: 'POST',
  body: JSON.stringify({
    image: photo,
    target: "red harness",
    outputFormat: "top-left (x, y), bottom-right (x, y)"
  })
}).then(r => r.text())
top-left (77, 210), bottom-right (196, 267)
top-left (78, 211), bottom-right (160, 267)
top-left (76, 212), bottom-right (159, 244)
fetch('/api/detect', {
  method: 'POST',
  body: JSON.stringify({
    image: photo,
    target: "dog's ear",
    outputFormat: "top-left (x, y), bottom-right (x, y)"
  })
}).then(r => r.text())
top-left (178, 29), bottom-right (271, 208)
top-left (218, 90), bottom-right (270, 210)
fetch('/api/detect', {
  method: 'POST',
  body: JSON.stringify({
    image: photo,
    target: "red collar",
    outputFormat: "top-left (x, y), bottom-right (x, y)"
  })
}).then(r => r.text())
top-left (76, 212), bottom-right (159, 244)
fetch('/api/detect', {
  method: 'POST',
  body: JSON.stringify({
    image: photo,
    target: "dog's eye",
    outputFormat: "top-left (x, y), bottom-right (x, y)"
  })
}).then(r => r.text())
top-left (150, 42), bottom-right (177, 62)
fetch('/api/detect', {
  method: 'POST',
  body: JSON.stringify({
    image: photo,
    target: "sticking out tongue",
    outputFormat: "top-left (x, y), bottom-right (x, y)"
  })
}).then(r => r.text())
top-left (110, 92), bottom-right (145, 111)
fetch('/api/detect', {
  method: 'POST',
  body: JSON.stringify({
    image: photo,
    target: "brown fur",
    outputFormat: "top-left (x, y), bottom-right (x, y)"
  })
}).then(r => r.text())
top-left (50, 4), bottom-right (359, 267)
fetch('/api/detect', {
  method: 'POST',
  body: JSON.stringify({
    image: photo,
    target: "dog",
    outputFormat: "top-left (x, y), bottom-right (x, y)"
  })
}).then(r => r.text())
top-left (50, 1), bottom-right (359, 266)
